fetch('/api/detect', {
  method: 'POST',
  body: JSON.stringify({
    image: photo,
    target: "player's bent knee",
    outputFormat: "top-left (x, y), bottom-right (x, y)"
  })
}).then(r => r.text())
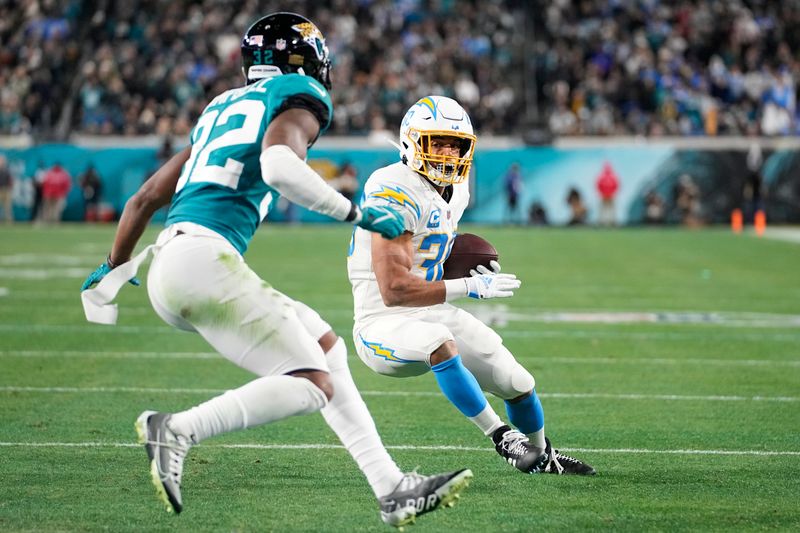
top-left (289, 369), bottom-right (334, 401)
top-left (322, 336), bottom-right (348, 372)
top-left (317, 330), bottom-right (338, 354)
top-left (483, 349), bottom-right (536, 400)
top-left (292, 299), bottom-right (333, 340)
top-left (430, 340), bottom-right (459, 366)
top-left (498, 363), bottom-right (535, 399)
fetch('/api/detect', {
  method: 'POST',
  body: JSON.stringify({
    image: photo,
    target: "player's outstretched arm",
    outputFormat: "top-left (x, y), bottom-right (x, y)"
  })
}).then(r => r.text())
top-left (259, 108), bottom-right (404, 239)
top-left (81, 147), bottom-right (191, 291)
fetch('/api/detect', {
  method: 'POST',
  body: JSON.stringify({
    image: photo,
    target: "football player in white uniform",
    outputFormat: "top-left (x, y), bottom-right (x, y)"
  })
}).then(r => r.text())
top-left (348, 95), bottom-right (595, 476)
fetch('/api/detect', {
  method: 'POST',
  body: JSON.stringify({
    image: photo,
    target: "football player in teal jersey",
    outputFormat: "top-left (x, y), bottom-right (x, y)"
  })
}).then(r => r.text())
top-left (80, 12), bottom-right (471, 527)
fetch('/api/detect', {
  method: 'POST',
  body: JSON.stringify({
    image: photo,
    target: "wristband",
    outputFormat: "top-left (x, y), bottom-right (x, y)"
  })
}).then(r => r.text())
top-left (444, 278), bottom-right (468, 301)
top-left (345, 202), bottom-right (360, 223)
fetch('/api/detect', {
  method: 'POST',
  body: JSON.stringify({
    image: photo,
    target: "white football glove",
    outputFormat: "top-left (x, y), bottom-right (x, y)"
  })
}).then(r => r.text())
top-left (464, 261), bottom-right (520, 299)
top-left (469, 260), bottom-right (502, 277)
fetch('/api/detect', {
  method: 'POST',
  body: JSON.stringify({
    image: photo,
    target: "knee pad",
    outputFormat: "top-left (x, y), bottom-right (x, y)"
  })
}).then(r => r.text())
top-left (292, 374), bottom-right (332, 410)
top-left (292, 299), bottom-right (332, 340)
top-left (487, 345), bottom-right (535, 400)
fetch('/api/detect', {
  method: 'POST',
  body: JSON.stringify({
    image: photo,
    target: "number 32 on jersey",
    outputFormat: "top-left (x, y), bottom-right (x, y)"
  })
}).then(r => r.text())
top-left (419, 233), bottom-right (454, 281)
top-left (175, 99), bottom-right (273, 219)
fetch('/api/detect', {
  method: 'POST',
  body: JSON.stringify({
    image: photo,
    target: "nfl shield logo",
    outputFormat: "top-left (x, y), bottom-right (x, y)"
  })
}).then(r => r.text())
top-left (275, 38), bottom-right (287, 50)
top-left (247, 35), bottom-right (264, 46)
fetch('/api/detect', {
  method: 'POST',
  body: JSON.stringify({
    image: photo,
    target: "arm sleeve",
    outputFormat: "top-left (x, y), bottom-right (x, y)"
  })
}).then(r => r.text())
top-left (260, 145), bottom-right (352, 221)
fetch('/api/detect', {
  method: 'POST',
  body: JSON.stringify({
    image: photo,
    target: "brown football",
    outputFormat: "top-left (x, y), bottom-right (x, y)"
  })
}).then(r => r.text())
top-left (442, 233), bottom-right (499, 279)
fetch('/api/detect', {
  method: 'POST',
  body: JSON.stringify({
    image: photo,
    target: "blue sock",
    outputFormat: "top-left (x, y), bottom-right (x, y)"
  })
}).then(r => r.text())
top-left (431, 355), bottom-right (487, 418)
top-left (505, 389), bottom-right (544, 434)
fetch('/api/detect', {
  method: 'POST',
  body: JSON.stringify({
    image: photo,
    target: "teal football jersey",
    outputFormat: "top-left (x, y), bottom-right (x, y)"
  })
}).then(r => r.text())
top-left (166, 74), bottom-right (333, 254)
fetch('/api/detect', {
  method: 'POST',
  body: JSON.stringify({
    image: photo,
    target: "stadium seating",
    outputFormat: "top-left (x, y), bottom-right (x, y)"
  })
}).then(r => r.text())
top-left (2, 0), bottom-right (798, 138)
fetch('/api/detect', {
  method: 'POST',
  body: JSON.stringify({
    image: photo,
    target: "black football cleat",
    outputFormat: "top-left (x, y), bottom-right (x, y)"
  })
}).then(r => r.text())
top-left (492, 425), bottom-right (549, 474)
top-left (379, 469), bottom-right (473, 528)
top-left (542, 437), bottom-right (596, 475)
top-left (135, 410), bottom-right (192, 513)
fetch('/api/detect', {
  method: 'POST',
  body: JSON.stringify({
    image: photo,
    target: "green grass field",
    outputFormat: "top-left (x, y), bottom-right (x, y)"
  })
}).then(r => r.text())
top-left (1, 224), bottom-right (799, 532)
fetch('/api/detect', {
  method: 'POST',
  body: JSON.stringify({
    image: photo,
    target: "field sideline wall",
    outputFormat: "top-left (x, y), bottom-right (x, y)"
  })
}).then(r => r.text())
top-left (1, 137), bottom-right (798, 224)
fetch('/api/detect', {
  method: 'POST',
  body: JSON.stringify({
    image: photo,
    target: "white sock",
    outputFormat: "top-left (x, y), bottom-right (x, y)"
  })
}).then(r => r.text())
top-left (469, 403), bottom-right (505, 436)
top-left (527, 429), bottom-right (546, 450)
top-left (320, 338), bottom-right (404, 498)
top-left (169, 374), bottom-right (328, 443)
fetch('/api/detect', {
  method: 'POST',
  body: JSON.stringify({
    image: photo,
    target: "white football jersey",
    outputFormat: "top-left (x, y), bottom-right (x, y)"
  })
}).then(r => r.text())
top-left (348, 161), bottom-right (470, 323)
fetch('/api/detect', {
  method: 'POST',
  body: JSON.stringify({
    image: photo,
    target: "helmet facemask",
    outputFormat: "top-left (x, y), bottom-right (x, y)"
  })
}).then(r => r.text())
top-left (406, 129), bottom-right (476, 186)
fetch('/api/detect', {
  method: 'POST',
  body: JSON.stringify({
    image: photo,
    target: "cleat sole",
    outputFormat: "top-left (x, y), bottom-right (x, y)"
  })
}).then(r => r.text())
top-left (135, 410), bottom-right (158, 460)
top-left (150, 460), bottom-right (176, 513)
top-left (389, 511), bottom-right (416, 529)
top-left (436, 469), bottom-right (472, 510)
top-left (382, 504), bottom-right (417, 528)
top-left (134, 415), bottom-right (147, 445)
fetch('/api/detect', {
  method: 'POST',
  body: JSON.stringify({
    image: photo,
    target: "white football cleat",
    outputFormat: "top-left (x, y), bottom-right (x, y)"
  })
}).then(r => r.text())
top-left (135, 410), bottom-right (192, 513)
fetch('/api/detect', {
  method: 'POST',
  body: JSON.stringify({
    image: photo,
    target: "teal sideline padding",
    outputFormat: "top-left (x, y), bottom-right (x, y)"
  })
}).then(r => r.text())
top-left (1, 143), bottom-right (679, 224)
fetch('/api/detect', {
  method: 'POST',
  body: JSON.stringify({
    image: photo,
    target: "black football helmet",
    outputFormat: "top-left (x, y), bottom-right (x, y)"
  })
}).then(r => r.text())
top-left (241, 12), bottom-right (332, 89)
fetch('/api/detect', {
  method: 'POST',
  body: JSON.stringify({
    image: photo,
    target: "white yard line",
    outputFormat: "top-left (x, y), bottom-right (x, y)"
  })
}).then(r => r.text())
top-left (0, 268), bottom-right (91, 279)
top-left (0, 350), bottom-right (219, 359)
top-left (517, 355), bottom-right (800, 367)
top-left (763, 227), bottom-right (800, 245)
top-left (0, 254), bottom-right (97, 266)
top-left (3, 350), bottom-right (798, 368)
top-left (1, 386), bottom-right (796, 402)
top-left (536, 392), bottom-right (799, 402)
top-left (0, 324), bottom-right (176, 334)
top-left (501, 330), bottom-right (800, 342)
top-left (0, 385), bottom-right (226, 394)
top-left (2, 324), bottom-right (799, 342)
top-left (0, 440), bottom-right (796, 457)
top-left (463, 305), bottom-right (800, 328)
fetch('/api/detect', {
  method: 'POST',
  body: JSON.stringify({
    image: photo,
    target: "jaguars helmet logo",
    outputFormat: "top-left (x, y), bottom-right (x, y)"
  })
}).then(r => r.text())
top-left (292, 22), bottom-right (326, 60)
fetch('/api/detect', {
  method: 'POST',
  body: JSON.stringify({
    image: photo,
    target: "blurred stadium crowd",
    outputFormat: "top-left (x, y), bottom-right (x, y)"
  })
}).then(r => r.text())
top-left (1, 0), bottom-right (798, 138)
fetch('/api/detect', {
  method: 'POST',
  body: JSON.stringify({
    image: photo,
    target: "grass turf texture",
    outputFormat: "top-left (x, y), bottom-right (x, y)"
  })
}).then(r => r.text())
top-left (1, 224), bottom-right (798, 532)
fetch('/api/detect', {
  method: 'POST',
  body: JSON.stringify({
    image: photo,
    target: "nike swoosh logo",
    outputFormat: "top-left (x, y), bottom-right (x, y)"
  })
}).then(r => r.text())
top-left (309, 82), bottom-right (327, 98)
top-left (372, 214), bottom-right (393, 225)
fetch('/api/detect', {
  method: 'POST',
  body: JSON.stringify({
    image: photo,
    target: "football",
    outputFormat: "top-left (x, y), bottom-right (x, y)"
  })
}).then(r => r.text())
top-left (442, 233), bottom-right (499, 279)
